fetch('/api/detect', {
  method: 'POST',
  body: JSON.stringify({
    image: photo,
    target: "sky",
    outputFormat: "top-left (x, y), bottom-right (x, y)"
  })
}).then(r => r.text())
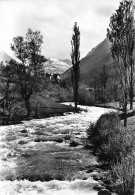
top-left (0, 0), bottom-right (121, 59)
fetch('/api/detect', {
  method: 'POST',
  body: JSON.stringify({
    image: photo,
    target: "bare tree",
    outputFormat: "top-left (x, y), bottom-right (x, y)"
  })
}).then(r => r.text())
top-left (71, 22), bottom-right (80, 112)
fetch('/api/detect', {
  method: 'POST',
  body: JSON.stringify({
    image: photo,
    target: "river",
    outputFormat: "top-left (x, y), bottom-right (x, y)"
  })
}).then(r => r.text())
top-left (0, 104), bottom-right (115, 195)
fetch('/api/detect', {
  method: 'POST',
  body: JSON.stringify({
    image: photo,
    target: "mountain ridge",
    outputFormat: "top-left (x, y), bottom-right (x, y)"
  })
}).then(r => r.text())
top-left (0, 50), bottom-right (71, 74)
top-left (0, 50), bottom-right (12, 63)
top-left (61, 38), bottom-right (113, 84)
top-left (44, 57), bottom-right (71, 74)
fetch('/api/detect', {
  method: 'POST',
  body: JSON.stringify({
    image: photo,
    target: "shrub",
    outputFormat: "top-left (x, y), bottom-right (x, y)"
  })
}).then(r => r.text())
top-left (109, 155), bottom-right (134, 195)
top-left (78, 84), bottom-right (95, 106)
top-left (59, 92), bottom-right (71, 102)
top-left (87, 112), bottom-right (134, 165)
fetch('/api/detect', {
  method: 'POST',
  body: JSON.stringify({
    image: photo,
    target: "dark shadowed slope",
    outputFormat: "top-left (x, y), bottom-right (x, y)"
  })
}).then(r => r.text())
top-left (61, 38), bottom-right (113, 84)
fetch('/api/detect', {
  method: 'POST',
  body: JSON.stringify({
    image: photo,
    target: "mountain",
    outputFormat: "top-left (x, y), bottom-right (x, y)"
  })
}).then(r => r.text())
top-left (60, 59), bottom-right (72, 66)
top-left (44, 57), bottom-right (72, 74)
top-left (0, 50), bottom-right (12, 63)
top-left (61, 38), bottom-right (113, 84)
top-left (0, 51), bottom-right (72, 74)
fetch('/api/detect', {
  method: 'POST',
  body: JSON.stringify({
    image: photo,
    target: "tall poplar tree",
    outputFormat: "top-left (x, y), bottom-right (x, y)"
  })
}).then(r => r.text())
top-left (107, 0), bottom-right (135, 126)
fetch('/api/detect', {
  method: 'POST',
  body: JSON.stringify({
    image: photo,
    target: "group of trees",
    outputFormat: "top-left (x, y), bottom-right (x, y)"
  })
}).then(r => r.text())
top-left (0, 22), bottom-right (80, 123)
top-left (0, 23), bottom-right (81, 123)
top-left (93, 64), bottom-right (125, 105)
top-left (0, 0), bottom-right (135, 127)
top-left (87, 0), bottom-right (135, 128)
top-left (71, 1), bottom-right (135, 125)
top-left (93, 65), bottom-right (110, 104)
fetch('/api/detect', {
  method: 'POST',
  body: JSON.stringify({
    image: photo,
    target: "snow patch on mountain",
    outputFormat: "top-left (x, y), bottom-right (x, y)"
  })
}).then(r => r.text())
top-left (44, 57), bottom-right (72, 74)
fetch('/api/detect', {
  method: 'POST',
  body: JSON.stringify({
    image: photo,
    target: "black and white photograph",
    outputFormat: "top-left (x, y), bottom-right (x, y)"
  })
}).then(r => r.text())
top-left (0, 0), bottom-right (134, 194)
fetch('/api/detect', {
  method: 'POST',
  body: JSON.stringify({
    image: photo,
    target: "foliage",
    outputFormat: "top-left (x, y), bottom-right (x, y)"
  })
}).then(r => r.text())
top-left (0, 65), bottom-right (22, 123)
top-left (93, 65), bottom-right (110, 104)
top-left (98, 65), bottom-right (109, 103)
top-left (59, 92), bottom-right (70, 103)
top-left (60, 80), bottom-right (67, 88)
top-left (71, 22), bottom-right (80, 111)
top-left (8, 29), bottom-right (46, 117)
top-left (106, 67), bottom-right (120, 102)
top-left (78, 84), bottom-right (94, 106)
top-left (87, 112), bottom-right (134, 165)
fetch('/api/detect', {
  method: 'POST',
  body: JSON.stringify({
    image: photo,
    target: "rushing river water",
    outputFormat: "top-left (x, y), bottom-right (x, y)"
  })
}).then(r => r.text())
top-left (0, 104), bottom-right (115, 195)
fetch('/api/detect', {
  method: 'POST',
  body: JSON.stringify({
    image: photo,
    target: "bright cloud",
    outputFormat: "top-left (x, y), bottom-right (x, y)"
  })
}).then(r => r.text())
top-left (0, 0), bottom-right (120, 59)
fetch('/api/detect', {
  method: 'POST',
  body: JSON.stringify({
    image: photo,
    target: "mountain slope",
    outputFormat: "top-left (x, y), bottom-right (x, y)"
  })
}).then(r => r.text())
top-left (0, 51), bottom-right (71, 75)
top-left (0, 50), bottom-right (12, 63)
top-left (44, 57), bottom-right (71, 74)
top-left (61, 38), bottom-right (113, 83)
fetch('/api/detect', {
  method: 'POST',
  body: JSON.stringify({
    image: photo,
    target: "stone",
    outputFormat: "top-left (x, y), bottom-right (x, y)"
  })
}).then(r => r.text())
top-left (18, 140), bottom-right (27, 145)
top-left (93, 184), bottom-right (104, 191)
top-left (93, 175), bottom-right (99, 181)
top-left (20, 129), bottom-right (27, 133)
top-left (70, 140), bottom-right (79, 147)
top-left (98, 189), bottom-right (111, 195)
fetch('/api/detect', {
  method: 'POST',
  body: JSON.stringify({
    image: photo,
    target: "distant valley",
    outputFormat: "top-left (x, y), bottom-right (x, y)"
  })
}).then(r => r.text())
top-left (0, 50), bottom-right (72, 75)
top-left (0, 38), bottom-right (113, 83)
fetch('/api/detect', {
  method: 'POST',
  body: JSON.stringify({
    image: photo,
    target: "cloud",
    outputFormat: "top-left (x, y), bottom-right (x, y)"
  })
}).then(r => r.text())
top-left (0, 0), bottom-right (121, 59)
top-left (93, 0), bottom-right (120, 17)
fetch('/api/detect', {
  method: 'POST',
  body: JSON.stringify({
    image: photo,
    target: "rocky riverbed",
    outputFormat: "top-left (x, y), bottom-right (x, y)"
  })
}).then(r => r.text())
top-left (0, 104), bottom-right (115, 195)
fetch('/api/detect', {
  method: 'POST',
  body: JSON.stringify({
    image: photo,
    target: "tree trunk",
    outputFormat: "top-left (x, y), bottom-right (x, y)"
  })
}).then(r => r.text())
top-left (103, 86), bottom-right (106, 105)
top-left (129, 79), bottom-right (133, 110)
top-left (129, 55), bottom-right (134, 110)
top-left (130, 89), bottom-right (133, 110)
top-left (124, 91), bottom-right (127, 127)
top-left (74, 85), bottom-right (78, 112)
top-left (25, 98), bottom-right (31, 118)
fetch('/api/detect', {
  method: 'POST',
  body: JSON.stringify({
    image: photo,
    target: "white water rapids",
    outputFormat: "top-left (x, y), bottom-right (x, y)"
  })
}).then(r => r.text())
top-left (0, 104), bottom-right (115, 195)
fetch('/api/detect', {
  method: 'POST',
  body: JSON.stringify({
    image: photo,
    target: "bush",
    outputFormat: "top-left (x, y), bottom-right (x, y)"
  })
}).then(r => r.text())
top-left (78, 84), bottom-right (95, 106)
top-left (59, 92), bottom-right (71, 102)
top-left (87, 112), bottom-right (134, 165)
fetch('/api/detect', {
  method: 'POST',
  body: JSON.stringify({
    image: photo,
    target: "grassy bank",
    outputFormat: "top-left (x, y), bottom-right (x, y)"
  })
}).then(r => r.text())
top-left (86, 112), bottom-right (135, 195)
top-left (0, 98), bottom-right (74, 125)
